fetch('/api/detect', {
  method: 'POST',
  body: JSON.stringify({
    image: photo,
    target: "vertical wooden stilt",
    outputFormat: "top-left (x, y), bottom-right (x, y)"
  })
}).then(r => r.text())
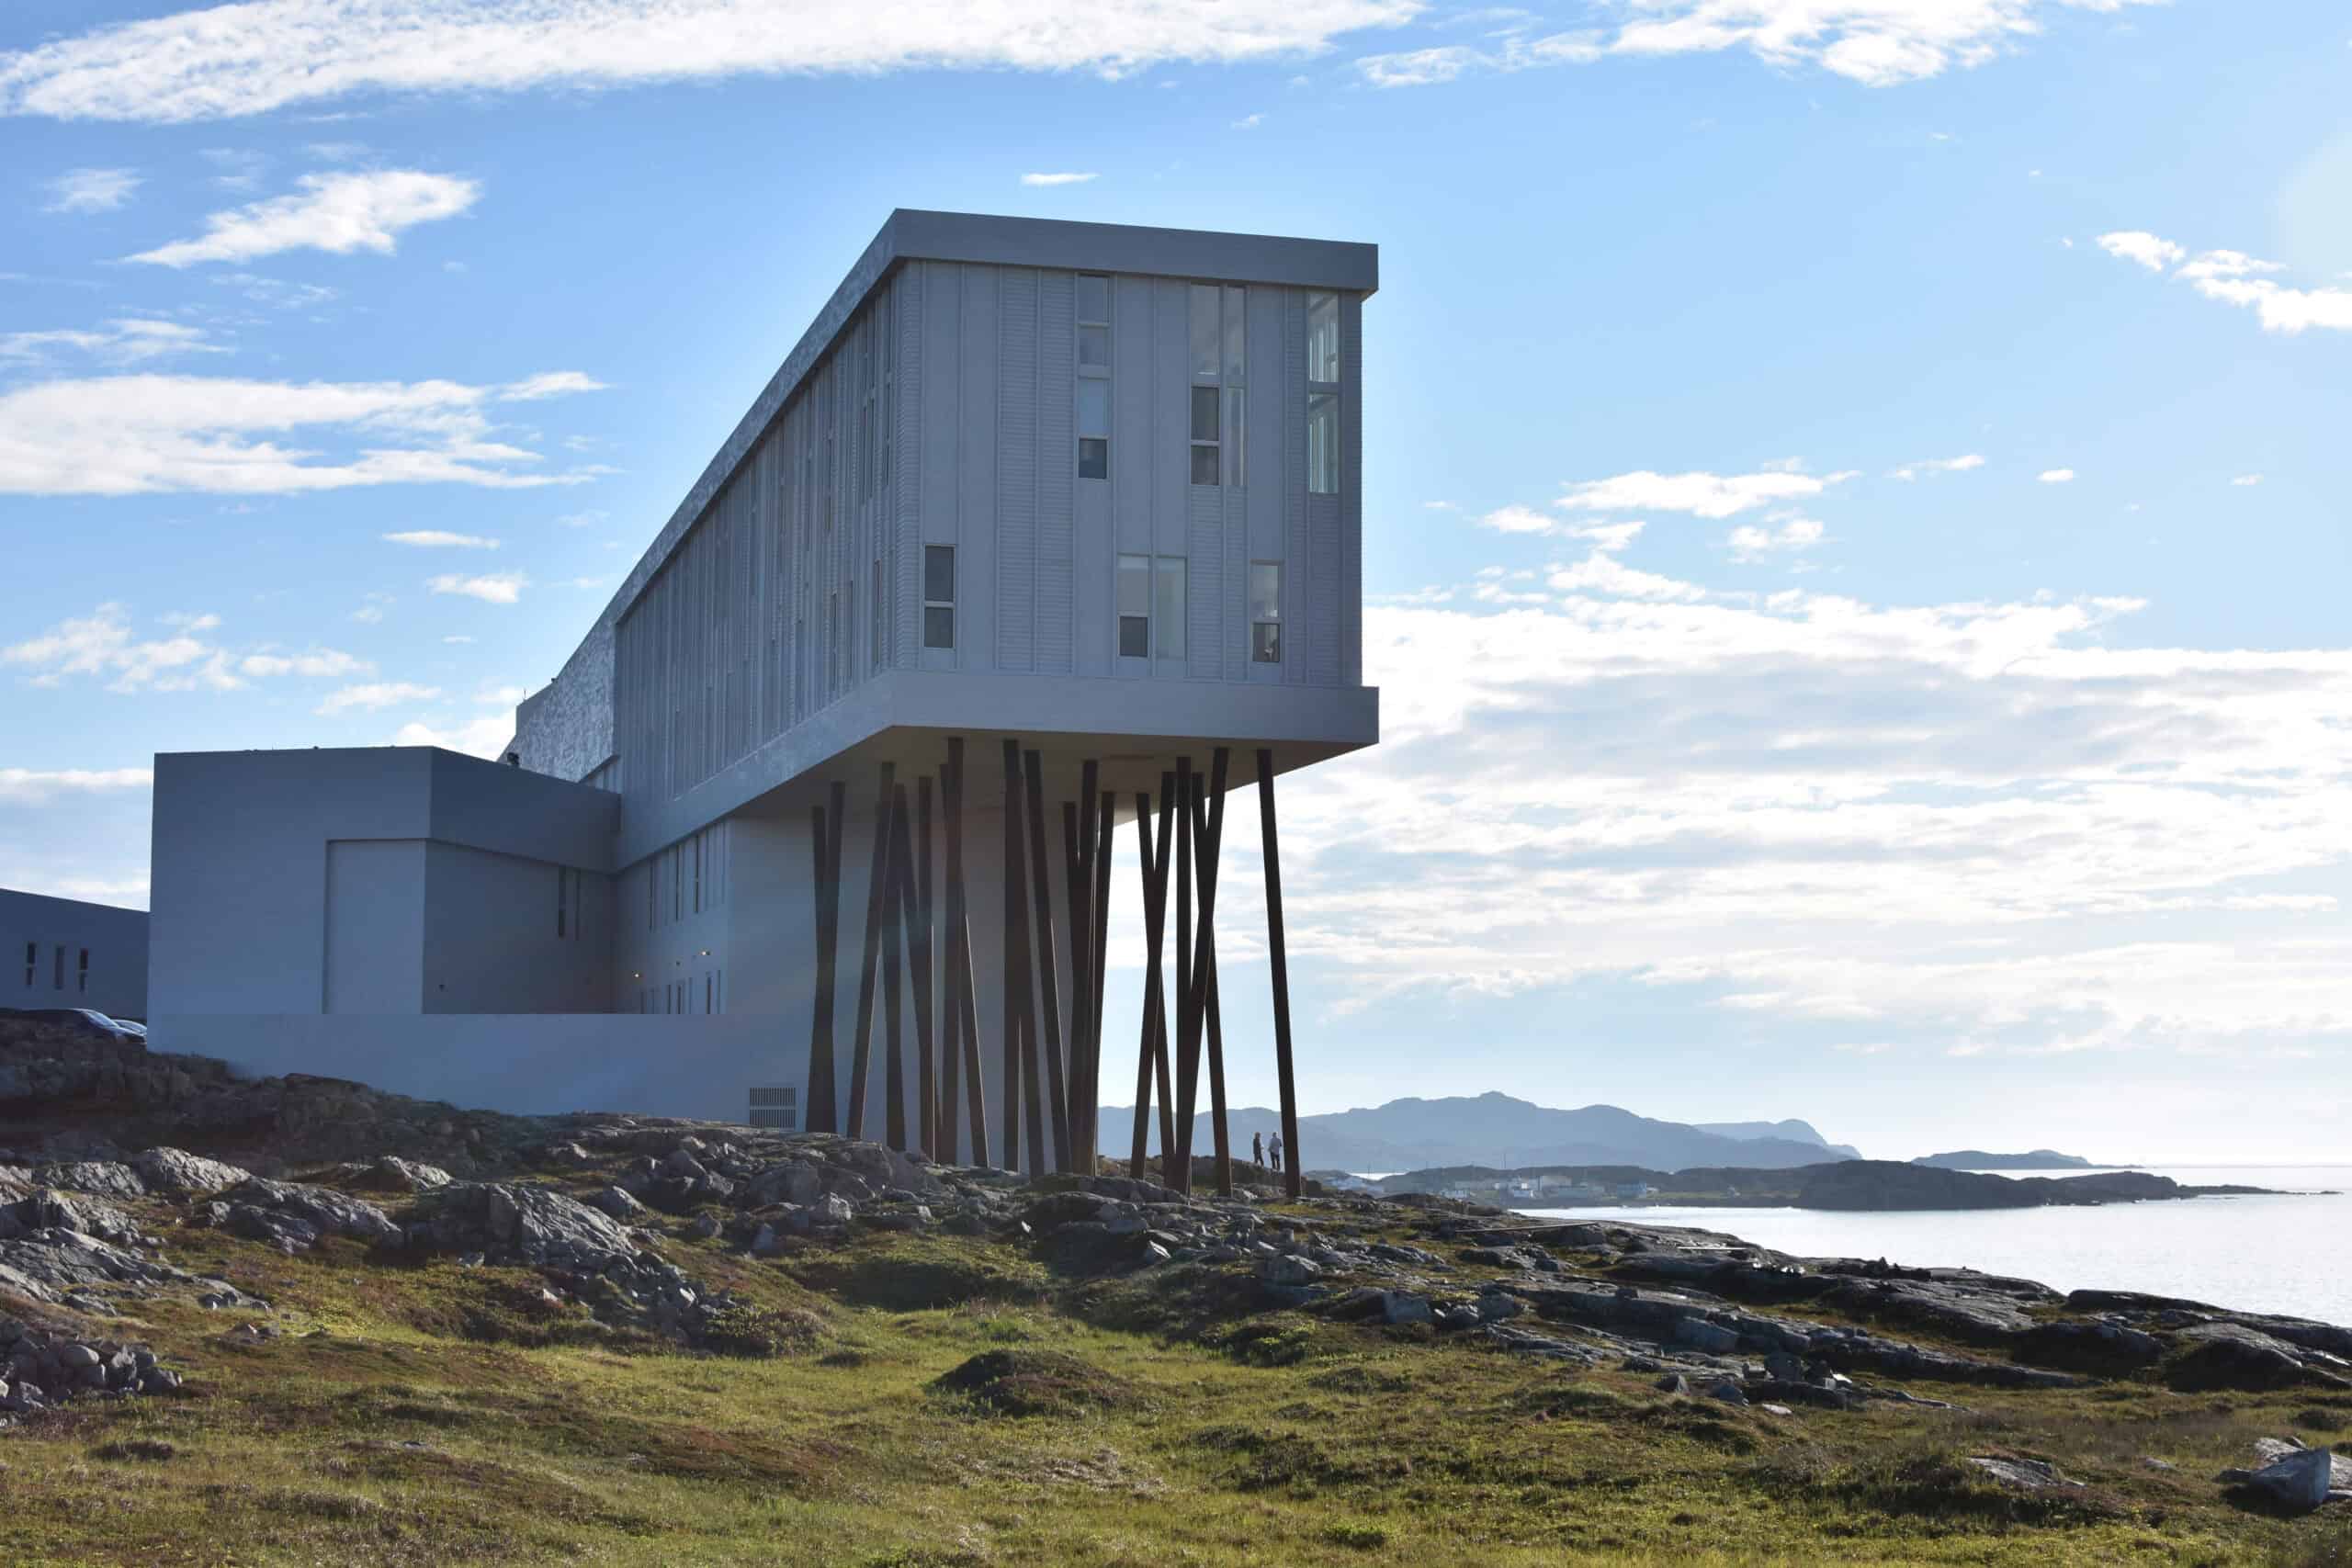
top-left (805, 780), bottom-right (845, 1135)
top-left (1257, 748), bottom-right (1303, 1200)
top-left (1022, 750), bottom-right (1070, 1171)
top-left (1150, 774), bottom-right (1178, 1176)
top-left (1171, 757), bottom-right (1196, 1194)
top-left (1091, 789), bottom-right (1114, 1154)
top-left (942, 739), bottom-right (989, 1168)
top-left (1187, 748), bottom-right (1233, 1196)
top-left (1002, 739), bottom-right (1046, 1179)
top-left (1128, 789), bottom-right (1160, 1174)
top-left (912, 776), bottom-right (938, 1160)
top-left (847, 761), bottom-right (895, 1141)
top-left (880, 784), bottom-right (907, 1153)
top-left (1061, 792), bottom-right (1094, 1176)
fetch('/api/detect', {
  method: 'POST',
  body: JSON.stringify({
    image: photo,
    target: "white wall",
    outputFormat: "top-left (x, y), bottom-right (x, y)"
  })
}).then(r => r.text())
top-left (1, 888), bottom-right (150, 1021)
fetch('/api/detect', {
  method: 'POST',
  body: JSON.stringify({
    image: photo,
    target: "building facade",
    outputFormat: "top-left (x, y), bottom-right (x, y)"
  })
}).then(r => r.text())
top-left (150, 210), bottom-right (1379, 1182)
top-left (2, 887), bottom-right (148, 1022)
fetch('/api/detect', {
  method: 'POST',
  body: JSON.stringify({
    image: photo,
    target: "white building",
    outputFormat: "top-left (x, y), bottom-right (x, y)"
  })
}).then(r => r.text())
top-left (149, 210), bottom-right (1379, 1192)
top-left (2, 888), bottom-right (149, 1022)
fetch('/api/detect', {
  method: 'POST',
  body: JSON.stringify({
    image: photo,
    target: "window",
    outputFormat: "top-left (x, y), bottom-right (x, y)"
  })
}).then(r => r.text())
top-left (1077, 275), bottom-right (1111, 479)
top-left (693, 832), bottom-right (704, 914)
top-left (705, 973), bottom-right (713, 1014)
top-left (76, 949), bottom-right (88, 994)
top-left (1117, 555), bottom-right (1150, 659)
top-left (21, 942), bottom-right (32, 988)
top-left (52, 944), bottom-right (64, 990)
top-left (1189, 284), bottom-right (1219, 380)
top-left (1224, 285), bottom-right (1246, 381)
top-left (1226, 387), bottom-right (1247, 489)
top-left (871, 559), bottom-right (886, 671)
top-left (1154, 556), bottom-right (1187, 660)
top-left (1190, 386), bottom-right (1219, 485)
top-left (923, 545), bottom-right (956, 649)
top-left (1307, 392), bottom-right (1340, 495)
top-left (748, 1085), bottom-right (798, 1131)
top-left (1077, 379), bottom-right (1109, 481)
top-left (1307, 291), bottom-right (1340, 384)
top-left (556, 868), bottom-right (571, 939)
top-left (1250, 562), bottom-right (1283, 663)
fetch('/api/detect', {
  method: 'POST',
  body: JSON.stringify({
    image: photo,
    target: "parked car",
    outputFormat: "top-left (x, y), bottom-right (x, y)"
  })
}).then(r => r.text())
top-left (0, 1007), bottom-right (146, 1042)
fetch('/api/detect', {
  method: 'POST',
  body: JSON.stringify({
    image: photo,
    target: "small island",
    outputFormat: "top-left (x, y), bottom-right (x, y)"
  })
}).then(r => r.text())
top-left (1913, 1149), bottom-right (2101, 1171)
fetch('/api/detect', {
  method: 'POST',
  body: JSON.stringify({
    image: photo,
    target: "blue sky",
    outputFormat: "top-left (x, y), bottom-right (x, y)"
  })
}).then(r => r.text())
top-left (5, 0), bottom-right (2350, 1160)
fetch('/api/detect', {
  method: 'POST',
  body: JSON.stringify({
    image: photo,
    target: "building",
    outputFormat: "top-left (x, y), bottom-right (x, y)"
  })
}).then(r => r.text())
top-left (1615, 1181), bottom-right (1654, 1201)
top-left (2, 887), bottom-right (149, 1022)
top-left (149, 209), bottom-right (1379, 1189)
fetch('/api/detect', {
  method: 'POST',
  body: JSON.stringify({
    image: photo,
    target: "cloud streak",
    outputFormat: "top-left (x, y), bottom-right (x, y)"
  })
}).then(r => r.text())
top-left (40, 166), bottom-right (140, 211)
top-left (127, 170), bottom-right (478, 266)
top-left (2099, 230), bottom-right (2352, 335)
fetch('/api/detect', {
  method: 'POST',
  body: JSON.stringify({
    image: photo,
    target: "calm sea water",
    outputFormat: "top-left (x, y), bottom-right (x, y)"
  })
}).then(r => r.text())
top-left (1512, 1167), bottom-right (2352, 1325)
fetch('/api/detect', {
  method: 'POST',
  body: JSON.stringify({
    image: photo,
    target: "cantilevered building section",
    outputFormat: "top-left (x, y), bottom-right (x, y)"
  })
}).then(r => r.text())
top-left (150, 210), bottom-right (1378, 1192)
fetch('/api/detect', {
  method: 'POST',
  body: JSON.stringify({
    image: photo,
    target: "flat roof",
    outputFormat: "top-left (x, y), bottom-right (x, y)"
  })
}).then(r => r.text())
top-left (585, 209), bottom-right (1376, 638)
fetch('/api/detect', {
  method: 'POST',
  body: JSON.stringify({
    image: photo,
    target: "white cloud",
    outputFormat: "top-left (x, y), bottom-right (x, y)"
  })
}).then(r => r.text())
top-left (383, 529), bottom-right (500, 548)
top-left (501, 370), bottom-right (606, 400)
top-left (1020, 172), bottom-right (1099, 186)
top-left (1476, 503), bottom-right (1560, 536)
top-left (1231, 112), bottom-right (1263, 129)
top-left (127, 170), bottom-right (479, 267)
top-left (0, 317), bottom-right (224, 367)
top-left (1889, 453), bottom-right (1985, 480)
top-left (2038, 468), bottom-right (2075, 484)
top-left (2231, 474), bottom-right (2263, 487)
top-left (1555, 467), bottom-right (1853, 519)
top-left (1, 0), bottom-right (1418, 122)
top-left (0, 765), bottom-right (153, 805)
top-left (391, 714), bottom-right (514, 759)
top-left (40, 166), bottom-right (139, 212)
top-left (1, 604), bottom-right (371, 694)
top-left (0, 370), bottom-right (605, 496)
top-left (441, 634), bottom-right (475, 644)
top-left (352, 604), bottom-right (385, 623)
top-left (1727, 513), bottom-right (1826, 560)
top-left (316, 679), bottom-right (441, 714)
top-left (2099, 230), bottom-right (2352, 335)
top-left (555, 508), bottom-right (606, 527)
top-left (237, 648), bottom-right (369, 677)
top-left (1358, 0), bottom-right (2156, 90)
top-left (428, 571), bottom-right (526, 604)
top-left (198, 146), bottom-right (271, 190)
top-left (561, 573), bottom-right (613, 590)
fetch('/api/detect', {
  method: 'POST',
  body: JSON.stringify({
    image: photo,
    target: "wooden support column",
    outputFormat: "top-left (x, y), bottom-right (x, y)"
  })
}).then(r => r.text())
top-left (1091, 789), bottom-right (1114, 1148)
top-left (1257, 748), bottom-right (1303, 1200)
top-left (1022, 750), bottom-right (1071, 1170)
top-left (879, 784), bottom-right (907, 1153)
top-left (1001, 739), bottom-right (1046, 1179)
top-left (1170, 757), bottom-right (1196, 1193)
top-left (1186, 748), bottom-right (1233, 1195)
top-left (804, 780), bottom-right (846, 1135)
top-left (846, 761), bottom-right (894, 1141)
top-left (941, 739), bottom-right (989, 1168)
top-left (911, 777), bottom-right (939, 1160)
top-left (1127, 787), bottom-right (1171, 1174)
top-left (1061, 784), bottom-right (1095, 1176)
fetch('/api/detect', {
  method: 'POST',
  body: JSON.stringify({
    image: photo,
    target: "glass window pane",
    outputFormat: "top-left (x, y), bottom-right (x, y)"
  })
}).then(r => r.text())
top-left (1076, 274), bottom-right (1110, 321)
top-left (1077, 378), bottom-right (1109, 438)
top-left (1078, 438), bottom-right (1108, 480)
top-left (1252, 622), bottom-right (1282, 664)
top-left (1118, 615), bottom-right (1150, 659)
top-left (1307, 391), bottom-right (1340, 494)
top-left (1189, 284), bottom-right (1219, 379)
top-left (1224, 286), bottom-right (1245, 381)
top-left (1250, 562), bottom-right (1281, 623)
top-left (1191, 385), bottom-right (1218, 443)
top-left (923, 605), bottom-right (955, 649)
top-left (1117, 553), bottom-right (1150, 616)
top-left (923, 544), bottom-right (955, 604)
top-left (1190, 445), bottom-right (1220, 485)
top-left (1226, 386), bottom-right (1246, 487)
top-left (1307, 292), bottom-right (1340, 384)
top-left (1155, 557), bottom-right (1187, 660)
top-left (1078, 324), bottom-right (1109, 369)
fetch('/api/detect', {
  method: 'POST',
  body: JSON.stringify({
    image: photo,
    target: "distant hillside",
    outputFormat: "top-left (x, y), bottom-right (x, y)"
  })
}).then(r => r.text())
top-left (1099, 1091), bottom-right (1859, 1173)
top-left (1693, 1119), bottom-right (1863, 1160)
top-left (1913, 1149), bottom-right (2098, 1171)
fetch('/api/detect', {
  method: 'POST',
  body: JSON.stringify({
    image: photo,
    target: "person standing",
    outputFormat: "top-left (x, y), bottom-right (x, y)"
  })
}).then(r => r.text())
top-left (1269, 1134), bottom-right (1283, 1175)
top-left (1251, 1131), bottom-right (1264, 1168)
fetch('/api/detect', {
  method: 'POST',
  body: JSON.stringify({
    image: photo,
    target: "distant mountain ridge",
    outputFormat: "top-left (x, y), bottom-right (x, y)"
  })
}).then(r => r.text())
top-left (1913, 1149), bottom-right (2098, 1171)
top-left (1693, 1119), bottom-right (1863, 1160)
top-left (1098, 1090), bottom-right (1861, 1173)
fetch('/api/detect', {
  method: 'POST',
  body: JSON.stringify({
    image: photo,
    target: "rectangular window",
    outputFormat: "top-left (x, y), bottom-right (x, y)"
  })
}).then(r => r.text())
top-left (1155, 556), bottom-right (1187, 660)
top-left (1307, 391), bottom-right (1340, 495)
top-left (53, 944), bottom-right (64, 990)
top-left (76, 948), bottom-right (89, 994)
top-left (1117, 554), bottom-right (1150, 659)
top-left (1077, 275), bottom-right (1111, 478)
top-left (706, 973), bottom-right (713, 1014)
top-left (1189, 385), bottom-right (1219, 486)
top-left (1079, 324), bottom-right (1109, 370)
top-left (1076, 273), bottom-right (1111, 323)
top-left (1307, 291), bottom-right (1340, 384)
top-left (1077, 378), bottom-right (1110, 480)
top-left (694, 835), bottom-right (704, 914)
top-left (923, 545), bottom-right (956, 649)
top-left (1250, 562), bottom-right (1283, 663)
top-left (1189, 284), bottom-right (1219, 380)
top-left (1079, 438), bottom-right (1109, 480)
top-left (871, 559), bottom-right (886, 670)
top-left (556, 868), bottom-right (570, 939)
top-left (1226, 386), bottom-right (1247, 489)
top-left (1224, 285), bottom-right (1246, 380)
top-left (22, 941), bottom-right (32, 987)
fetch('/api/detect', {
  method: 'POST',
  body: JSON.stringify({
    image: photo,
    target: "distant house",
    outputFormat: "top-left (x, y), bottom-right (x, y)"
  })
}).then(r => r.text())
top-left (1615, 1181), bottom-right (1653, 1201)
top-left (1441, 1185), bottom-right (1476, 1201)
top-left (1503, 1176), bottom-right (1544, 1199)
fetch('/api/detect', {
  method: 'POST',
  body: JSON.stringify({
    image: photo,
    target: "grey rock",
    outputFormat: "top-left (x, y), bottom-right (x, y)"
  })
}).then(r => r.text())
top-left (1967, 1457), bottom-right (2084, 1491)
top-left (1672, 1317), bottom-right (1742, 1355)
top-left (1260, 1254), bottom-right (1322, 1287)
top-left (214, 1179), bottom-right (402, 1250)
top-left (2219, 1444), bottom-right (2346, 1514)
top-left (1705, 1379), bottom-right (1747, 1404)
top-left (360, 1156), bottom-right (453, 1192)
top-left (32, 1161), bottom-right (146, 1201)
top-left (1380, 1291), bottom-right (1435, 1325)
top-left (588, 1185), bottom-right (650, 1221)
top-left (130, 1147), bottom-right (250, 1196)
top-left (1656, 1372), bottom-right (1690, 1394)
top-left (1141, 1241), bottom-right (1172, 1266)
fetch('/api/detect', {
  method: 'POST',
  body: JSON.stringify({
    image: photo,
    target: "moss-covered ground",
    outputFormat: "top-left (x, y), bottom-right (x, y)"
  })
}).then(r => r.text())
top-left (3, 1166), bottom-right (2348, 1567)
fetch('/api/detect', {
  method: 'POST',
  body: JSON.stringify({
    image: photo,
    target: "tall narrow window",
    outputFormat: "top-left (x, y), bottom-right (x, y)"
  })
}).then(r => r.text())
top-left (1307, 392), bottom-right (1340, 495)
top-left (1250, 562), bottom-right (1283, 663)
top-left (1189, 284), bottom-right (1219, 380)
top-left (1226, 387), bottom-right (1247, 489)
top-left (1155, 556), bottom-right (1188, 660)
top-left (1307, 292), bottom-right (1340, 384)
top-left (693, 832), bottom-right (704, 914)
top-left (871, 559), bottom-right (886, 671)
top-left (21, 942), bottom-right (32, 987)
top-left (923, 545), bottom-right (956, 649)
top-left (1077, 275), bottom-right (1111, 479)
top-left (1189, 386), bottom-right (1220, 485)
top-left (52, 944), bottom-right (64, 990)
top-left (556, 868), bottom-right (570, 939)
top-left (76, 948), bottom-right (89, 994)
top-left (1117, 554), bottom-right (1150, 659)
top-left (1224, 286), bottom-right (1246, 381)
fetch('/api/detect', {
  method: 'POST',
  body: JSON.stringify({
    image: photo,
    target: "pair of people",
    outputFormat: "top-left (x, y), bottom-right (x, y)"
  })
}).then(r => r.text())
top-left (1250, 1131), bottom-right (1284, 1173)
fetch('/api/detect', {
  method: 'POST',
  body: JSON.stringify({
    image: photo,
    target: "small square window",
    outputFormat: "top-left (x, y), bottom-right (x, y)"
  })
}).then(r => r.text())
top-left (1118, 615), bottom-right (1150, 659)
top-left (924, 605), bottom-right (956, 649)
top-left (1076, 274), bottom-right (1111, 321)
top-left (1078, 438), bottom-right (1109, 480)
top-left (1190, 445), bottom-right (1220, 485)
top-left (1252, 622), bottom-right (1282, 663)
top-left (1191, 386), bottom-right (1219, 444)
top-left (1078, 324), bottom-right (1109, 370)
top-left (923, 544), bottom-right (956, 604)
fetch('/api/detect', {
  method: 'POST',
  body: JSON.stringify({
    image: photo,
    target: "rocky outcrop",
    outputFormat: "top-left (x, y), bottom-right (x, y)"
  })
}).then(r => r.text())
top-left (130, 1147), bottom-right (250, 1196)
top-left (199, 1178), bottom-right (402, 1253)
top-left (2, 1316), bottom-right (183, 1415)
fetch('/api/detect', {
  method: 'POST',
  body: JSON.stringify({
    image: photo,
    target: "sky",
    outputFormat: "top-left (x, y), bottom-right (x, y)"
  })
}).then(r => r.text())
top-left (4, 0), bottom-right (2350, 1163)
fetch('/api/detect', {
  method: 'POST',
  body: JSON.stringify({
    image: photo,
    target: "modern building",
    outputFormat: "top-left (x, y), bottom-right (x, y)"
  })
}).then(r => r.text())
top-left (2, 887), bottom-right (149, 1022)
top-left (149, 209), bottom-right (1380, 1185)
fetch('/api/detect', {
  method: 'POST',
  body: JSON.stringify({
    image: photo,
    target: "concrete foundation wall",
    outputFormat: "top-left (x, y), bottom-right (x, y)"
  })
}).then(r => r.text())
top-left (1, 888), bottom-right (150, 1021)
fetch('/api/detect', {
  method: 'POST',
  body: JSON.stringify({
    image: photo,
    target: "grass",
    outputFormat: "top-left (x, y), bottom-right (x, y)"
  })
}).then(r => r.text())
top-left (1, 1170), bottom-right (2347, 1565)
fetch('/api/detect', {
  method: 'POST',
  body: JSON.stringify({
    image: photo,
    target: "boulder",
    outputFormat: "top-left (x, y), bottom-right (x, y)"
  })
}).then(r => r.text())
top-left (31, 1161), bottom-right (145, 1201)
top-left (1379, 1291), bottom-right (1435, 1325)
top-left (1966, 1457), bottom-right (2084, 1491)
top-left (209, 1179), bottom-right (402, 1252)
top-left (588, 1185), bottom-right (650, 1221)
top-left (353, 1156), bottom-right (453, 1193)
top-left (1260, 1254), bottom-right (1322, 1287)
top-left (2218, 1445), bottom-right (2336, 1514)
top-left (2167, 1322), bottom-right (2337, 1392)
top-left (742, 1160), bottom-right (824, 1208)
top-left (130, 1147), bottom-right (250, 1196)
top-left (1671, 1316), bottom-right (1741, 1355)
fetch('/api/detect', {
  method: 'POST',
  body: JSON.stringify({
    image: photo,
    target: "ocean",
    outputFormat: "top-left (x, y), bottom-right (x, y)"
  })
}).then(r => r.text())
top-left (1511, 1165), bottom-right (2352, 1325)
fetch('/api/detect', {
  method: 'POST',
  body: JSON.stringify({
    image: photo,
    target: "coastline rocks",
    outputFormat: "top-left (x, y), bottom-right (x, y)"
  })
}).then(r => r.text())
top-left (30, 1161), bottom-right (147, 1201)
top-left (202, 1179), bottom-right (402, 1254)
top-left (130, 1147), bottom-right (251, 1196)
top-left (2166, 1322), bottom-right (2349, 1393)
